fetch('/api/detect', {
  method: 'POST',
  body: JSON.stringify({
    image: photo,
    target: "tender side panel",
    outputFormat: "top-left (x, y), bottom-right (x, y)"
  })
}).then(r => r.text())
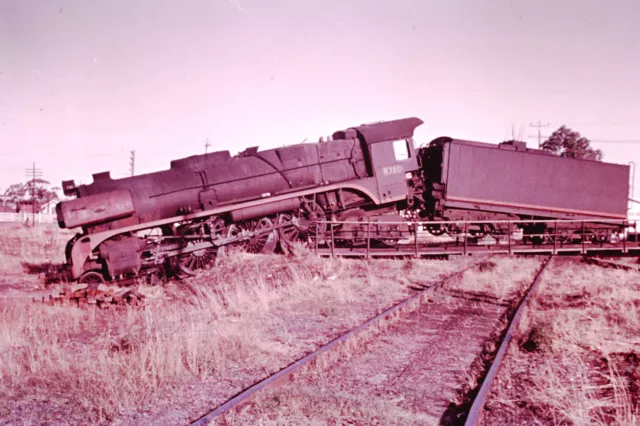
top-left (442, 141), bottom-right (629, 218)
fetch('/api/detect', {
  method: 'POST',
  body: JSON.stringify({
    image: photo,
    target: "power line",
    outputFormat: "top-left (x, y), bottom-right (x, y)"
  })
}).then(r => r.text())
top-left (25, 162), bottom-right (43, 226)
top-left (529, 121), bottom-right (550, 149)
top-left (590, 139), bottom-right (640, 144)
top-left (129, 150), bottom-right (135, 176)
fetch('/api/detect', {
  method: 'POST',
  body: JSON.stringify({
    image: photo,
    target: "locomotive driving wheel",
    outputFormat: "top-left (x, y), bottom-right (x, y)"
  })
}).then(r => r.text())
top-left (278, 199), bottom-right (327, 250)
top-left (246, 217), bottom-right (277, 253)
top-left (176, 219), bottom-right (221, 277)
top-left (225, 218), bottom-right (277, 254)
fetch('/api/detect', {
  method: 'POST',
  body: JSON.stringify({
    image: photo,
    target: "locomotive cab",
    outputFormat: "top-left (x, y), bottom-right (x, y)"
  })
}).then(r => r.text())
top-left (344, 117), bottom-right (423, 204)
top-left (368, 138), bottom-right (420, 203)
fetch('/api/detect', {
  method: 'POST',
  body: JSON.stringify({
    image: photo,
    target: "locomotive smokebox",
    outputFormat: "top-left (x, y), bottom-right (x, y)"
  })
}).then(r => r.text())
top-left (56, 189), bottom-right (136, 229)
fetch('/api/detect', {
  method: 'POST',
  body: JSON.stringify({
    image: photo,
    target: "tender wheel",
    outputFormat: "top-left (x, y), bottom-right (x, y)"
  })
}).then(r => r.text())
top-left (547, 228), bottom-right (569, 244)
top-left (176, 220), bottom-right (218, 277)
top-left (426, 224), bottom-right (446, 236)
top-left (375, 238), bottom-right (398, 247)
top-left (444, 223), bottom-right (463, 236)
top-left (469, 224), bottom-right (489, 238)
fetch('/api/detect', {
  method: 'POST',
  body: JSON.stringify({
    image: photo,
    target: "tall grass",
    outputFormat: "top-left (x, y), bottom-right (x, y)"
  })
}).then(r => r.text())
top-left (0, 225), bottom-right (468, 422)
top-left (485, 260), bottom-right (640, 425)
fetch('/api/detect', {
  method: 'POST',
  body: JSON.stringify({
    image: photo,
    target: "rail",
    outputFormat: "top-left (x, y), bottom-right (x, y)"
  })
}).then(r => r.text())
top-left (189, 259), bottom-right (489, 425)
top-left (463, 256), bottom-right (553, 425)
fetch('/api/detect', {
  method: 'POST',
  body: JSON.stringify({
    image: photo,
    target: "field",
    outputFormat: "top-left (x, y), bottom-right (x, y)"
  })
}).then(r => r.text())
top-left (481, 257), bottom-right (640, 425)
top-left (0, 223), bottom-right (638, 425)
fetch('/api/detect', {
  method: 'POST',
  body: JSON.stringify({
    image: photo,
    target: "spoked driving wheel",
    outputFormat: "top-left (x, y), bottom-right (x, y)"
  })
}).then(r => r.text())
top-left (278, 199), bottom-right (327, 250)
top-left (176, 219), bottom-right (220, 277)
top-left (244, 217), bottom-right (277, 254)
top-left (278, 212), bottom-right (301, 249)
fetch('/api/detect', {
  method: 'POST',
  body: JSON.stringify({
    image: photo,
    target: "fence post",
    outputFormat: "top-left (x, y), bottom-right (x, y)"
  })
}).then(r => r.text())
top-left (508, 221), bottom-right (512, 255)
top-left (330, 219), bottom-right (335, 259)
top-left (553, 221), bottom-right (558, 255)
top-left (366, 220), bottom-right (370, 260)
top-left (414, 222), bottom-right (419, 258)
top-left (315, 222), bottom-right (319, 255)
top-left (581, 221), bottom-right (586, 255)
top-left (463, 221), bottom-right (468, 256)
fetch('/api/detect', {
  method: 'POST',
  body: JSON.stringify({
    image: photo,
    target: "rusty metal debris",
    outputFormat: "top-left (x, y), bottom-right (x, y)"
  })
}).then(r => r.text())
top-left (35, 283), bottom-right (145, 307)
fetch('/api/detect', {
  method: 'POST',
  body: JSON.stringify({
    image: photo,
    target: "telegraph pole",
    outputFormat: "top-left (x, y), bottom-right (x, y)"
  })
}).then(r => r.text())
top-left (25, 162), bottom-right (42, 226)
top-left (529, 121), bottom-right (551, 149)
top-left (204, 138), bottom-right (211, 154)
top-left (129, 150), bottom-right (135, 176)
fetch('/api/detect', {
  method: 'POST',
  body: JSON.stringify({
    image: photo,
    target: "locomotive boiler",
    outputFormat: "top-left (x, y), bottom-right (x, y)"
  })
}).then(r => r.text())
top-left (51, 116), bottom-right (630, 286)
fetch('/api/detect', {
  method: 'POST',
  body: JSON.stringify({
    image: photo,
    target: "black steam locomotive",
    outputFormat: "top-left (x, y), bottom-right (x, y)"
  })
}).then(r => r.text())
top-left (53, 117), bottom-right (630, 285)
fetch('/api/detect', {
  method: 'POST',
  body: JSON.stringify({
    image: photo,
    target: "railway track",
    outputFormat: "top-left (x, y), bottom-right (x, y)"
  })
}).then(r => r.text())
top-left (189, 256), bottom-right (552, 425)
top-left (462, 256), bottom-right (552, 425)
top-left (580, 256), bottom-right (640, 271)
top-left (462, 255), bottom-right (639, 425)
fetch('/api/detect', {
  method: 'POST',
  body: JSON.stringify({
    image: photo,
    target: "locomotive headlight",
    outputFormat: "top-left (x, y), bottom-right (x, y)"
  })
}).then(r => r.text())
top-left (405, 172), bottom-right (413, 180)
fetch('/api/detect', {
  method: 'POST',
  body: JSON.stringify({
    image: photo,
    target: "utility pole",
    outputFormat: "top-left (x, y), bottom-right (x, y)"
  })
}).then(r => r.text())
top-left (129, 150), bottom-right (135, 176)
top-left (25, 162), bottom-right (42, 226)
top-left (529, 121), bottom-right (551, 149)
top-left (204, 138), bottom-right (211, 154)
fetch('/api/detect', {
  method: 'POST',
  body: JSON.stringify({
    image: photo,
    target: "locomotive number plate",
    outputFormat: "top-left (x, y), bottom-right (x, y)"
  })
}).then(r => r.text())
top-left (381, 165), bottom-right (404, 176)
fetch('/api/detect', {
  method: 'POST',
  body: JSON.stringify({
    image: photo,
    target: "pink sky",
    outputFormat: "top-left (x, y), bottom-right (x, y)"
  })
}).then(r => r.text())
top-left (1, 0), bottom-right (639, 199)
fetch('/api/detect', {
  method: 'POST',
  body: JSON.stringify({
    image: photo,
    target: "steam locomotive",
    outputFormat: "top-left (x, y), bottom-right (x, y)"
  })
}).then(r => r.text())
top-left (52, 117), bottom-right (630, 285)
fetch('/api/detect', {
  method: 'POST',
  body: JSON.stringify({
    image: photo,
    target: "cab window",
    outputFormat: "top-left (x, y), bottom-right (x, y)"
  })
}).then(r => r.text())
top-left (393, 140), bottom-right (410, 161)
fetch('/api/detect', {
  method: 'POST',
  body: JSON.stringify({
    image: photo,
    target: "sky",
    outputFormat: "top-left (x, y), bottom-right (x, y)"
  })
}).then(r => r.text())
top-left (1, 0), bottom-right (639, 202)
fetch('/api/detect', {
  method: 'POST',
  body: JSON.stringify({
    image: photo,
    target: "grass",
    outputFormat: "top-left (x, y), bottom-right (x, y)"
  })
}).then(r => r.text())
top-left (6, 224), bottom-right (637, 424)
top-left (212, 256), bottom-right (545, 425)
top-left (482, 258), bottom-right (640, 425)
top-left (0, 223), bottom-right (470, 424)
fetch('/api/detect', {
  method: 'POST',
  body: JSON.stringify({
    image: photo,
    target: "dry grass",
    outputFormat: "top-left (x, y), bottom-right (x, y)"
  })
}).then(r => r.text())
top-left (0, 224), bottom-right (471, 424)
top-left (483, 258), bottom-right (640, 425)
top-left (0, 223), bottom-right (73, 293)
top-left (211, 256), bottom-right (545, 425)
top-left (221, 381), bottom-right (436, 426)
top-left (445, 256), bottom-right (543, 301)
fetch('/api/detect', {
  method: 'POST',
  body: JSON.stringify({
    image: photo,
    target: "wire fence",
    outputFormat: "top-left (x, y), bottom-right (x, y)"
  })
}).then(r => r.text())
top-left (311, 218), bottom-right (639, 257)
top-left (0, 212), bottom-right (57, 224)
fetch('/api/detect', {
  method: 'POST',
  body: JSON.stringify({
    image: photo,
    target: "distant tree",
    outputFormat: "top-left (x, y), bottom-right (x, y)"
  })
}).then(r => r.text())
top-left (1, 179), bottom-right (60, 212)
top-left (541, 126), bottom-right (603, 161)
